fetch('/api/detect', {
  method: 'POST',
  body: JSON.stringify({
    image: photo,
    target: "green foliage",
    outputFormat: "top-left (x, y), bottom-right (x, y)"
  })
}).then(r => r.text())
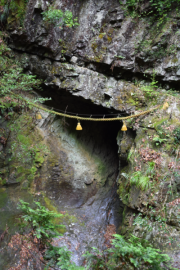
top-left (17, 200), bottom-right (84, 269)
top-left (140, 72), bottom-right (158, 98)
top-left (120, 0), bottom-right (180, 17)
top-left (173, 127), bottom-right (180, 144)
top-left (0, 67), bottom-right (41, 97)
top-left (0, 0), bottom-right (28, 26)
top-left (84, 234), bottom-right (171, 269)
top-left (146, 161), bottom-right (155, 177)
top-left (0, 31), bottom-right (50, 115)
top-left (133, 207), bottom-right (176, 246)
top-left (0, 32), bottom-right (46, 103)
top-left (42, 7), bottom-right (79, 27)
top-left (18, 199), bottom-right (64, 241)
top-left (153, 136), bottom-right (167, 146)
top-left (44, 245), bottom-right (84, 270)
top-left (153, 123), bottom-right (170, 146)
top-left (130, 171), bottom-right (150, 191)
top-left (84, 247), bottom-right (107, 270)
top-left (121, 161), bottom-right (156, 192)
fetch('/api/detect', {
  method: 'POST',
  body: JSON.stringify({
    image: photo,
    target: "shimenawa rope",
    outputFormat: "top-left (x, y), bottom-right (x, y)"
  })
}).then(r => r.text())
top-left (11, 92), bottom-right (161, 121)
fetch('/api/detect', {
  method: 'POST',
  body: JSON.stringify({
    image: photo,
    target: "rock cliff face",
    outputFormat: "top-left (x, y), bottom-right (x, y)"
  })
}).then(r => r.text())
top-left (1, 0), bottom-right (180, 268)
top-left (8, 0), bottom-right (180, 83)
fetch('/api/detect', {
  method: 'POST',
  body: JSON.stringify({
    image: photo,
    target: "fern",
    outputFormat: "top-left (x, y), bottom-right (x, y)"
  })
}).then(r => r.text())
top-left (121, 171), bottom-right (151, 191)
top-left (146, 161), bottom-right (155, 177)
top-left (138, 175), bottom-right (150, 191)
top-left (84, 234), bottom-right (172, 269)
top-left (127, 148), bottom-right (133, 162)
top-left (130, 171), bottom-right (150, 191)
top-left (130, 171), bottom-right (141, 185)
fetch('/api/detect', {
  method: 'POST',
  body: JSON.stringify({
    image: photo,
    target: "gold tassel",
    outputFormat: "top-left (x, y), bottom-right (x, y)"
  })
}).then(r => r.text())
top-left (162, 102), bottom-right (169, 110)
top-left (36, 113), bottom-right (42, 120)
top-left (76, 121), bottom-right (82, 130)
top-left (121, 121), bottom-right (127, 131)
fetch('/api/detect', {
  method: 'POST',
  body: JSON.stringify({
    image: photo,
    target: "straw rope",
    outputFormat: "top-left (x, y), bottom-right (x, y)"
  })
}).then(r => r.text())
top-left (11, 92), bottom-right (161, 121)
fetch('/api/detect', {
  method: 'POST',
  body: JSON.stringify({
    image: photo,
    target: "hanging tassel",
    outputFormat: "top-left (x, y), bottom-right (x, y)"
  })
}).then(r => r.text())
top-left (36, 113), bottom-right (42, 120)
top-left (121, 121), bottom-right (127, 131)
top-left (162, 102), bottom-right (169, 110)
top-left (76, 121), bottom-right (82, 130)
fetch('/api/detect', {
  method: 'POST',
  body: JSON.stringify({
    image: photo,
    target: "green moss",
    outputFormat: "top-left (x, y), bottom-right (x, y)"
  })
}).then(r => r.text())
top-left (44, 196), bottom-right (66, 234)
top-left (164, 143), bottom-right (173, 152)
top-left (44, 196), bottom-right (83, 231)
top-left (117, 182), bottom-right (129, 205)
top-left (127, 97), bottom-right (136, 106)
top-left (17, 134), bottom-right (31, 145)
top-left (99, 33), bottom-right (106, 39)
top-left (6, 112), bottom-right (47, 185)
top-left (172, 57), bottom-right (178, 63)
top-left (91, 42), bottom-right (98, 53)
top-left (4, 0), bottom-right (28, 27)
top-left (0, 189), bottom-right (7, 208)
top-left (152, 117), bottom-right (169, 129)
top-left (98, 163), bottom-right (106, 176)
top-left (34, 152), bottom-right (44, 166)
top-left (107, 36), bottom-right (112, 43)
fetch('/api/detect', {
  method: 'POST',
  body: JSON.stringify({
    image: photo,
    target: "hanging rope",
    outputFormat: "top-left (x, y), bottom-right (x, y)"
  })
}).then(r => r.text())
top-left (11, 92), bottom-right (161, 121)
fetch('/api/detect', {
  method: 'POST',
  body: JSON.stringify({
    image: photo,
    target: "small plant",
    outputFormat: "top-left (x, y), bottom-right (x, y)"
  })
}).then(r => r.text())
top-left (115, 55), bottom-right (125, 59)
top-left (18, 200), bottom-right (64, 242)
top-left (146, 161), bottom-right (155, 177)
top-left (42, 7), bottom-right (79, 27)
top-left (141, 71), bottom-right (159, 98)
top-left (44, 245), bottom-right (84, 270)
top-left (153, 135), bottom-right (167, 146)
top-left (173, 127), bottom-right (180, 144)
top-left (15, 200), bottom-right (84, 269)
top-left (83, 247), bottom-right (107, 270)
top-left (84, 234), bottom-right (172, 269)
top-left (133, 204), bottom-right (177, 247)
top-left (121, 171), bottom-right (151, 191)
top-left (120, 0), bottom-right (180, 18)
top-left (130, 171), bottom-right (150, 191)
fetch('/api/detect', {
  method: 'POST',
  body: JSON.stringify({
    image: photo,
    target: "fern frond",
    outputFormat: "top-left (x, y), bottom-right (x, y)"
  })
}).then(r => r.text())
top-left (127, 148), bottom-right (133, 161)
top-left (146, 161), bottom-right (155, 177)
top-left (138, 176), bottom-right (150, 191)
top-left (130, 171), bottom-right (141, 186)
top-left (130, 172), bottom-right (150, 191)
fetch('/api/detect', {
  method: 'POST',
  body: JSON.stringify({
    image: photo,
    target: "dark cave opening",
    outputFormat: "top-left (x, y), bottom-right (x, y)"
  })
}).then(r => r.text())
top-left (37, 85), bottom-right (123, 165)
top-left (36, 85), bottom-right (136, 179)
top-left (37, 86), bottom-right (128, 234)
top-left (37, 86), bottom-right (128, 212)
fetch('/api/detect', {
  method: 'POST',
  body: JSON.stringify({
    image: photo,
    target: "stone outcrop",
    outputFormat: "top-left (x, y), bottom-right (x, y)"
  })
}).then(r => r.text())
top-left (7, 0), bottom-right (180, 83)
top-left (1, 0), bottom-right (180, 268)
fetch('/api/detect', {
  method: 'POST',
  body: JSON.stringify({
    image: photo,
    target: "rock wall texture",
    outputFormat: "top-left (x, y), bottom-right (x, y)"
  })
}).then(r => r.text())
top-left (1, 0), bottom-right (180, 268)
top-left (7, 0), bottom-right (180, 83)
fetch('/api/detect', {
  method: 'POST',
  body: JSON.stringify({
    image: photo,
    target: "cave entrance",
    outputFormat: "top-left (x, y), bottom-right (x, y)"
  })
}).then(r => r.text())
top-left (38, 85), bottom-right (124, 218)
top-left (39, 85), bottom-right (122, 177)
top-left (35, 86), bottom-right (127, 264)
